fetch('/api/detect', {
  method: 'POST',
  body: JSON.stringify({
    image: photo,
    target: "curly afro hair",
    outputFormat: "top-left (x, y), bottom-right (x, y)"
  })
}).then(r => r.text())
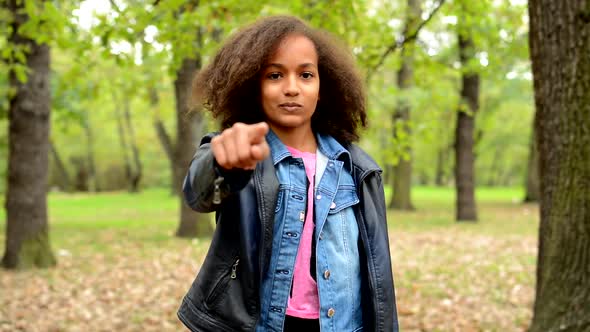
top-left (192, 15), bottom-right (367, 143)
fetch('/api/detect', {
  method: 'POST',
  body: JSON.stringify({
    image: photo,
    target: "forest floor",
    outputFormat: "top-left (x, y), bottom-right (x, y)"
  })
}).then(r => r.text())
top-left (0, 187), bottom-right (538, 332)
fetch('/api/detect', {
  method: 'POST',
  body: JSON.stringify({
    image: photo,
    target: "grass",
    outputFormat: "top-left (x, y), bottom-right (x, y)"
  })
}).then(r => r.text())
top-left (385, 186), bottom-right (538, 237)
top-left (0, 186), bottom-right (535, 248)
top-left (0, 186), bottom-right (539, 332)
top-left (0, 188), bottom-right (191, 256)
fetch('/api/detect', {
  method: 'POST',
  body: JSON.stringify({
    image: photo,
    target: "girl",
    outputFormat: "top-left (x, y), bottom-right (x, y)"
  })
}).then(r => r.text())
top-left (178, 15), bottom-right (398, 332)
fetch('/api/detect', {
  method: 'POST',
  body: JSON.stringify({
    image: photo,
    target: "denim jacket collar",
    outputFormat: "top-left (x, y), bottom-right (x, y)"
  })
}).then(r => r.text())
top-left (266, 130), bottom-right (291, 165)
top-left (266, 129), bottom-right (352, 171)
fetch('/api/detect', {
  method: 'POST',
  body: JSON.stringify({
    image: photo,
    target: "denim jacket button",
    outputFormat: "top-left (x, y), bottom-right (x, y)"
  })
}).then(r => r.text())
top-left (327, 308), bottom-right (335, 318)
top-left (323, 270), bottom-right (331, 279)
top-left (330, 202), bottom-right (336, 209)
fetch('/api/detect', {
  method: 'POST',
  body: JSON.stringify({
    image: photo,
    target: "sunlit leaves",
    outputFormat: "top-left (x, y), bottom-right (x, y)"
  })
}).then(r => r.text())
top-left (19, 1), bottom-right (65, 44)
top-left (0, 0), bottom-right (534, 190)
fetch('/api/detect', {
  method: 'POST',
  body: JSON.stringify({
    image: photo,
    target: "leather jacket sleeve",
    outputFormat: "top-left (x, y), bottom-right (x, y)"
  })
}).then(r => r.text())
top-left (183, 133), bottom-right (254, 213)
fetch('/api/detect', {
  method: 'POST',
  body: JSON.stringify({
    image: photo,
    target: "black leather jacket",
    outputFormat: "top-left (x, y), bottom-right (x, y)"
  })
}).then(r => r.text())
top-left (178, 133), bottom-right (399, 331)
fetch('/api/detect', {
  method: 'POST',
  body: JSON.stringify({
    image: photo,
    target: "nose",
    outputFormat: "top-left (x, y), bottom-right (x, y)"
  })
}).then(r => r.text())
top-left (283, 74), bottom-right (299, 96)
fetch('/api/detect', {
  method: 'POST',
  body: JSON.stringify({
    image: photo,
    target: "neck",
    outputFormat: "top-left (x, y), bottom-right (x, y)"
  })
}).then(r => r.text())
top-left (270, 124), bottom-right (317, 153)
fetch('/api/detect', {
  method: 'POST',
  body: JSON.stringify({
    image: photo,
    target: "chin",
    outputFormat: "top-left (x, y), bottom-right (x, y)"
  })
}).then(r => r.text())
top-left (269, 115), bottom-right (311, 128)
top-left (278, 118), bottom-right (310, 128)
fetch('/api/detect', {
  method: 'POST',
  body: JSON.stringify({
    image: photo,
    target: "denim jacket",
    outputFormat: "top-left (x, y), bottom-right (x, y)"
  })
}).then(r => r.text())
top-left (256, 131), bottom-right (363, 331)
top-left (178, 132), bottom-right (399, 332)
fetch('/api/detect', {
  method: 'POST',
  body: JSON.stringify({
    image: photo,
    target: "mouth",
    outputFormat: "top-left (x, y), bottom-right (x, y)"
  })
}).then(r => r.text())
top-left (279, 102), bottom-right (302, 112)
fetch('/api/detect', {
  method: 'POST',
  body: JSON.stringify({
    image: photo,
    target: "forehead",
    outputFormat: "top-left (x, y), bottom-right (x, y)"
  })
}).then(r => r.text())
top-left (267, 34), bottom-right (318, 64)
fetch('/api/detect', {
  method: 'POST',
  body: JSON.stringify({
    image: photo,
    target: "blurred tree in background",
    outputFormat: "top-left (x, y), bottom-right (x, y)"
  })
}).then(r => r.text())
top-left (454, 0), bottom-right (480, 222)
top-left (1, 0), bottom-right (532, 248)
top-left (0, 1), bottom-right (533, 194)
top-left (1, 0), bottom-right (65, 268)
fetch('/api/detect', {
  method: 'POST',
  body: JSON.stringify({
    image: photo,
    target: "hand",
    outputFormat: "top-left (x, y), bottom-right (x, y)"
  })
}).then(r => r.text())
top-left (211, 122), bottom-right (270, 171)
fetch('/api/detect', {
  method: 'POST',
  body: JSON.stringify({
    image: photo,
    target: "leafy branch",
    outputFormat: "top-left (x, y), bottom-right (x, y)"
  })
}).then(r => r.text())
top-left (366, 0), bottom-right (446, 82)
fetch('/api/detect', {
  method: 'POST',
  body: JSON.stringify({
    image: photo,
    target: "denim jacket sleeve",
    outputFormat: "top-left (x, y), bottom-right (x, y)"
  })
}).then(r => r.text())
top-left (183, 133), bottom-right (254, 213)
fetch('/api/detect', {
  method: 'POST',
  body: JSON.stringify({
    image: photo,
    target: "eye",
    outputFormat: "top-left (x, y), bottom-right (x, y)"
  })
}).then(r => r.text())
top-left (267, 72), bottom-right (282, 80)
top-left (301, 72), bottom-right (314, 79)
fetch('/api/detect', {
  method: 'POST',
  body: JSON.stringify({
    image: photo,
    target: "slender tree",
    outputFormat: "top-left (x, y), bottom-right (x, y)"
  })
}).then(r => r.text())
top-left (81, 109), bottom-right (99, 192)
top-left (122, 96), bottom-right (142, 192)
top-left (112, 90), bottom-right (134, 191)
top-left (434, 147), bottom-right (447, 186)
top-left (2, 0), bottom-right (56, 268)
top-left (150, 87), bottom-right (176, 194)
top-left (454, 6), bottom-right (479, 222)
top-left (389, 0), bottom-right (422, 210)
top-left (100, 0), bottom-right (212, 236)
top-left (49, 140), bottom-right (71, 191)
top-left (173, 56), bottom-right (211, 237)
top-left (528, 1), bottom-right (590, 331)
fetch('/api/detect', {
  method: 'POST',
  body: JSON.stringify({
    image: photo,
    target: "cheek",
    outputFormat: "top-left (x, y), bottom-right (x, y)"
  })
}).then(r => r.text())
top-left (259, 86), bottom-right (274, 116)
top-left (260, 84), bottom-right (277, 104)
top-left (308, 84), bottom-right (320, 102)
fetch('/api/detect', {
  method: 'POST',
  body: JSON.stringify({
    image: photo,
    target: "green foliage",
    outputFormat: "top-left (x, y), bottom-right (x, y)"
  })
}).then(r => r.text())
top-left (1, 6), bottom-right (10, 116)
top-left (0, 117), bottom-right (6, 193)
top-left (19, 1), bottom-right (65, 44)
top-left (0, 0), bottom-right (69, 83)
top-left (0, 0), bottom-right (533, 193)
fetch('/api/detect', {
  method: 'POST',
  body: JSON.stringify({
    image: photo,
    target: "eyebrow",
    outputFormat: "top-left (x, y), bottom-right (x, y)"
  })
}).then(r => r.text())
top-left (265, 63), bottom-right (317, 69)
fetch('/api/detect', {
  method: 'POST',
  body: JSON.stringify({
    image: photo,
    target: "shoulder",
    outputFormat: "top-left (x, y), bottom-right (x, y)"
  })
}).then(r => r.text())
top-left (346, 143), bottom-right (382, 173)
top-left (199, 132), bottom-right (221, 145)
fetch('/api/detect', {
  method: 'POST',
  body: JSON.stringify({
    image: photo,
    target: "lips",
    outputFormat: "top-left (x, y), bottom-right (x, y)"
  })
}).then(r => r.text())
top-left (279, 102), bottom-right (302, 112)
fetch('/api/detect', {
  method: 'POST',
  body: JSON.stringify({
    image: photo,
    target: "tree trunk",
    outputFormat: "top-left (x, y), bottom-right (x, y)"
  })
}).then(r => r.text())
top-left (454, 32), bottom-right (479, 222)
top-left (486, 149), bottom-right (501, 186)
top-left (389, 0), bottom-right (421, 210)
top-left (174, 58), bottom-right (212, 238)
top-left (150, 87), bottom-right (176, 195)
top-left (383, 163), bottom-right (393, 193)
top-left (154, 119), bottom-right (176, 194)
top-left (434, 148), bottom-right (445, 186)
top-left (523, 127), bottom-right (539, 202)
top-left (141, 36), bottom-right (176, 195)
top-left (49, 140), bottom-right (71, 191)
top-left (528, 1), bottom-right (590, 331)
top-left (2, 0), bottom-right (56, 269)
top-left (71, 157), bottom-right (89, 192)
top-left (113, 91), bottom-right (133, 190)
top-left (435, 144), bottom-right (452, 186)
top-left (435, 110), bottom-right (454, 187)
top-left (81, 110), bottom-right (99, 192)
top-left (123, 97), bottom-right (142, 192)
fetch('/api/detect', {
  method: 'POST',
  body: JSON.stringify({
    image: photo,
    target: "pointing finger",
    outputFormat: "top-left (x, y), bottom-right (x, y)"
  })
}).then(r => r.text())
top-left (249, 122), bottom-right (269, 144)
top-left (250, 141), bottom-right (270, 162)
top-left (211, 136), bottom-right (229, 170)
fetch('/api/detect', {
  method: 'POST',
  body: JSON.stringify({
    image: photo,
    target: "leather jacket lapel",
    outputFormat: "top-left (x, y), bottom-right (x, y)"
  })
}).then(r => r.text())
top-left (254, 155), bottom-right (279, 279)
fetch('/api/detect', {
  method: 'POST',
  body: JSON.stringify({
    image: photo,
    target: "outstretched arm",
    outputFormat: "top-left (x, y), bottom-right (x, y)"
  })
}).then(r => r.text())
top-left (183, 122), bottom-right (270, 212)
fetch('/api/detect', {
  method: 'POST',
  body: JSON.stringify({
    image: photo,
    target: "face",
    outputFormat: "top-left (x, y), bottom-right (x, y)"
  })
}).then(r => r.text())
top-left (260, 34), bottom-right (320, 136)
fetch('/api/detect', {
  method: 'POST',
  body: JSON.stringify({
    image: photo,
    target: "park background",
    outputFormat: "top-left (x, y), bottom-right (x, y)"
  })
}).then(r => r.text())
top-left (0, 0), bottom-right (565, 331)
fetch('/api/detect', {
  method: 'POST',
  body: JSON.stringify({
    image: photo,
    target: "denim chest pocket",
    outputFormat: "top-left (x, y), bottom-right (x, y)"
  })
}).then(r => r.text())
top-left (327, 185), bottom-right (359, 214)
top-left (275, 185), bottom-right (309, 214)
top-left (274, 189), bottom-right (284, 213)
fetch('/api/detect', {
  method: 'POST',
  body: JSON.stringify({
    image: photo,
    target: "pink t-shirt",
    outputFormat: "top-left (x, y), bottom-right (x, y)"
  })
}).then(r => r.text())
top-left (285, 146), bottom-right (320, 319)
